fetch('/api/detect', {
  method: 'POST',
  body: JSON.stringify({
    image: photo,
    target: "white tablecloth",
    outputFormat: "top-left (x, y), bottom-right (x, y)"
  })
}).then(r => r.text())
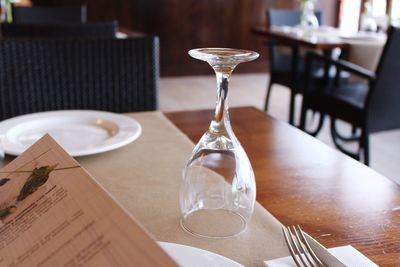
top-left (271, 26), bottom-right (386, 71)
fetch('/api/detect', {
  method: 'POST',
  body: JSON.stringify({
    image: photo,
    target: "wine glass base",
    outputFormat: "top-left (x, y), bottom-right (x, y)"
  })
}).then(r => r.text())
top-left (181, 209), bottom-right (247, 238)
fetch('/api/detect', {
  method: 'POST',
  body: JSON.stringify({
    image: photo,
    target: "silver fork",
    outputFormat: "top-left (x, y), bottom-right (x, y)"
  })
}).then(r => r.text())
top-left (282, 225), bottom-right (326, 267)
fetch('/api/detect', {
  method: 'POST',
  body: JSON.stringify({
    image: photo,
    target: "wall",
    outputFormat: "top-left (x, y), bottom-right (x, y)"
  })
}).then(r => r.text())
top-left (33, 0), bottom-right (338, 76)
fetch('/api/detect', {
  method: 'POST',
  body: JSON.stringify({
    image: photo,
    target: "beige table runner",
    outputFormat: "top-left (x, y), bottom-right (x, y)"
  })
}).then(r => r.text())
top-left (79, 112), bottom-right (288, 267)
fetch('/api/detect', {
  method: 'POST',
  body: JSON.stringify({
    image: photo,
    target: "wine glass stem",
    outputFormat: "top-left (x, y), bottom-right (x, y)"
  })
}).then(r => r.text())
top-left (214, 71), bottom-right (230, 123)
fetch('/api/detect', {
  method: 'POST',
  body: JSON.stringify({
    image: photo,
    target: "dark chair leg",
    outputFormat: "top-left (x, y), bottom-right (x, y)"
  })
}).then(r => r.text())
top-left (299, 97), bottom-right (307, 130)
top-left (264, 81), bottom-right (273, 112)
top-left (289, 91), bottom-right (296, 125)
top-left (332, 124), bottom-right (361, 142)
top-left (330, 118), bottom-right (361, 161)
top-left (308, 113), bottom-right (325, 137)
top-left (299, 104), bottom-right (325, 137)
top-left (352, 124), bottom-right (357, 135)
top-left (362, 128), bottom-right (370, 166)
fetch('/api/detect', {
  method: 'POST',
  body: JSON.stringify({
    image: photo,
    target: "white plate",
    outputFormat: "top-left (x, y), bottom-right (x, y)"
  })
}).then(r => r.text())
top-left (158, 242), bottom-right (244, 267)
top-left (0, 110), bottom-right (141, 157)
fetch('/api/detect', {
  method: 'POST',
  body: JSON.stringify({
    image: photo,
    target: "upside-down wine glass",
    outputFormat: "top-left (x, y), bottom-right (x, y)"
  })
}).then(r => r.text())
top-left (180, 48), bottom-right (258, 238)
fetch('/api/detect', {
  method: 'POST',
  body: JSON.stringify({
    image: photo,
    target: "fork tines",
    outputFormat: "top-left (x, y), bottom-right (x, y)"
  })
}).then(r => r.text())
top-left (282, 225), bottom-right (325, 267)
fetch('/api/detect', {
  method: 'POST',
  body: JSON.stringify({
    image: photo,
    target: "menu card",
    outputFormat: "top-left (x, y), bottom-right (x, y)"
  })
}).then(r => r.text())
top-left (0, 134), bottom-right (178, 267)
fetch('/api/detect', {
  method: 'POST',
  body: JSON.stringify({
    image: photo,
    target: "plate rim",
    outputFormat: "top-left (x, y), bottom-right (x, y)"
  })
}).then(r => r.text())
top-left (0, 110), bottom-right (142, 157)
top-left (158, 241), bottom-right (244, 267)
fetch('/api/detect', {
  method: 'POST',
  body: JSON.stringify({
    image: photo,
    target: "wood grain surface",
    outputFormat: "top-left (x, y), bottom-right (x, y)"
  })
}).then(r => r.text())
top-left (165, 107), bottom-right (400, 266)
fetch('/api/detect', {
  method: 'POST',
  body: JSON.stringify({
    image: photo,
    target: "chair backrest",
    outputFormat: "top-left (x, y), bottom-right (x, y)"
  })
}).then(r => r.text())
top-left (12, 6), bottom-right (87, 24)
top-left (367, 26), bottom-right (400, 132)
top-left (1, 21), bottom-right (118, 38)
top-left (0, 37), bottom-right (160, 120)
top-left (266, 9), bottom-right (323, 27)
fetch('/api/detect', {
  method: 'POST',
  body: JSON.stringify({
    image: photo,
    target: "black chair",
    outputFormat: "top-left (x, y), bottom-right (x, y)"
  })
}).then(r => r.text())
top-left (265, 9), bottom-right (324, 125)
top-left (12, 6), bottom-right (87, 24)
top-left (299, 26), bottom-right (400, 166)
top-left (0, 36), bottom-right (160, 120)
top-left (1, 21), bottom-right (118, 38)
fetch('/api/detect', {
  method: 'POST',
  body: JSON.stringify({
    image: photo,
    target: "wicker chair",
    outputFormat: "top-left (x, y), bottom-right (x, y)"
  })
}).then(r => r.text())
top-left (0, 36), bottom-right (159, 121)
top-left (12, 6), bottom-right (87, 24)
top-left (1, 21), bottom-right (118, 38)
top-left (300, 26), bottom-right (400, 165)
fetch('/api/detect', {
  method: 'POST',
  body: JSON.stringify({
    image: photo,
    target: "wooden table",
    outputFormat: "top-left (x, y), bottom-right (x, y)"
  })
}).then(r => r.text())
top-left (252, 25), bottom-right (349, 50)
top-left (252, 26), bottom-right (349, 125)
top-left (165, 107), bottom-right (400, 266)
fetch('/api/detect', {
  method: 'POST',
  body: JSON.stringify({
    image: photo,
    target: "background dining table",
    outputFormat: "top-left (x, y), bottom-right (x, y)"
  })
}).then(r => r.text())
top-left (252, 25), bottom-right (349, 50)
top-left (253, 25), bottom-right (386, 71)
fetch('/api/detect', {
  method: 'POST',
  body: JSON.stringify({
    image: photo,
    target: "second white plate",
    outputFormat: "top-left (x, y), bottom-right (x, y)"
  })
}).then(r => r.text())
top-left (158, 242), bottom-right (244, 267)
top-left (0, 110), bottom-right (142, 157)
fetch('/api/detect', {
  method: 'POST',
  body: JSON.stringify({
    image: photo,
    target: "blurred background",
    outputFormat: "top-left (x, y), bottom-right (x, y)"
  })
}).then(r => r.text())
top-left (7, 0), bottom-right (399, 76)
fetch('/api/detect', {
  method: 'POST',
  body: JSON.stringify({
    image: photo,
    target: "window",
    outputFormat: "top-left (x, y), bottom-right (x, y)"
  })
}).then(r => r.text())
top-left (372, 0), bottom-right (387, 16)
top-left (338, 0), bottom-right (362, 33)
top-left (390, 0), bottom-right (400, 25)
top-left (339, 0), bottom-right (398, 32)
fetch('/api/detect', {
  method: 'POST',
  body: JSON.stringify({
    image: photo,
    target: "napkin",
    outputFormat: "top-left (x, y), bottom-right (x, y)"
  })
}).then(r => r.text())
top-left (264, 245), bottom-right (378, 267)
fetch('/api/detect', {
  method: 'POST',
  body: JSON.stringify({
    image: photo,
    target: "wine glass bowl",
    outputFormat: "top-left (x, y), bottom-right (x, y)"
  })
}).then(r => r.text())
top-left (180, 48), bottom-right (258, 238)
